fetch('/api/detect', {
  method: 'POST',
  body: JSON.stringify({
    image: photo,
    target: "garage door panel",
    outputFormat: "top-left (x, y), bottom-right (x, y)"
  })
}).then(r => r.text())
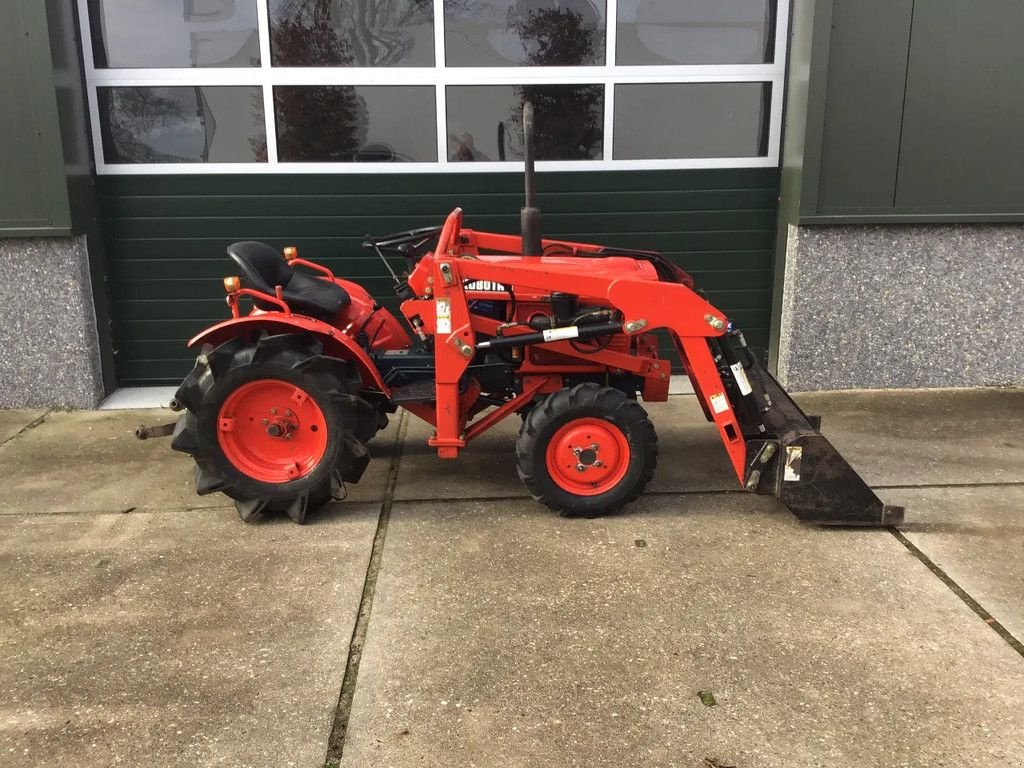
top-left (110, 274), bottom-right (423, 300)
top-left (108, 256), bottom-right (391, 281)
top-left (98, 168), bottom-right (777, 198)
top-left (103, 209), bottom-right (778, 241)
top-left (99, 169), bottom-right (780, 385)
top-left (113, 319), bottom-right (227, 342)
top-left (106, 188), bottom-right (779, 219)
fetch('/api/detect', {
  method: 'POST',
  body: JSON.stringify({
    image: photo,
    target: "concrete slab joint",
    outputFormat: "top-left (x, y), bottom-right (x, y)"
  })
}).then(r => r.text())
top-left (0, 236), bottom-right (105, 409)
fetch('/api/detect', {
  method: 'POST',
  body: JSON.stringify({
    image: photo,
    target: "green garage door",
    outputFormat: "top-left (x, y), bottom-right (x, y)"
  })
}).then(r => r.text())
top-left (98, 168), bottom-right (779, 385)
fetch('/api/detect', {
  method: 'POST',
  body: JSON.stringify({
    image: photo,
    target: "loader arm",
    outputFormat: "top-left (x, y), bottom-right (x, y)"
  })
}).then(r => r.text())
top-left (409, 241), bottom-right (903, 527)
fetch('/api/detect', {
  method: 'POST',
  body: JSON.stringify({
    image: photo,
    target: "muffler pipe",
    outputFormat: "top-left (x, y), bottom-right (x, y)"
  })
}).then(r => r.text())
top-left (520, 101), bottom-right (543, 256)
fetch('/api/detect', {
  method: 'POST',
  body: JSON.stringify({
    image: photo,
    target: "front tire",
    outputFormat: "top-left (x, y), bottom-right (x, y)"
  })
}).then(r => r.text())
top-left (516, 384), bottom-right (657, 517)
top-left (171, 334), bottom-right (372, 523)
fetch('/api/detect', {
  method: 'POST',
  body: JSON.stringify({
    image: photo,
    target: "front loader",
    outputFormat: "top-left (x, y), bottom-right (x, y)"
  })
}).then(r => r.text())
top-left (146, 103), bottom-right (903, 527)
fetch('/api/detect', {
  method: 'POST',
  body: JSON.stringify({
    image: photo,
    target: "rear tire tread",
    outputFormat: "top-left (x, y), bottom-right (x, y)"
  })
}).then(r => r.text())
top-left (172, 333), bottom-right (373, 523)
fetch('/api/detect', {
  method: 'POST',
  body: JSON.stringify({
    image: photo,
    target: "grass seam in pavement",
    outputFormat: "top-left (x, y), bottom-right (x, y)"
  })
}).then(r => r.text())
top-left (890, 528), bottom-right (1024, 659)
top-left (324, 410), bottom-right (409, 768)
top-left (392, 481), bottom-right (1024, 505)
top-left (0, 409), bottom-right (51, 448)
top-left (393, 488), bottom-right (750, 504)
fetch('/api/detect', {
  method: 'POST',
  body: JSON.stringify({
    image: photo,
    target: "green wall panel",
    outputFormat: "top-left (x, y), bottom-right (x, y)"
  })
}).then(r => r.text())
top-left (817, 0), bottom-right (913, 213)
top-left (0, 0), bottom-right (71, 234)
top-left (97, 169), bottom-right (780, 385)
top-left (799, 0), bottom-right (1024, 222)
top-left (896, 0), bottom-right (1024, 211)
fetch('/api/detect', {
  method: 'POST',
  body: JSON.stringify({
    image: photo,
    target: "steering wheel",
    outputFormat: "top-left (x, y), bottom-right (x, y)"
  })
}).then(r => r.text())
top-left (362, 225), bottom-right (442, 273)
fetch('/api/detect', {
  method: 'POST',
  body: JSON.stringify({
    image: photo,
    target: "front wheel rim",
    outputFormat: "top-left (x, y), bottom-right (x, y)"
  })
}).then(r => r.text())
top-left (545, 417), bottom-right (630, 496)
top-left (217, 379), bottom-right (328, 484)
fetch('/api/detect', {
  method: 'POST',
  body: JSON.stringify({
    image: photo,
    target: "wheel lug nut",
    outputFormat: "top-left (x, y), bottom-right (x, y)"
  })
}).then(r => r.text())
top-left (285, 410), bottom-right (293, 417)
top-left (590, 443), bottom-right (599, 451)
top-left (576, 463), bottom-right (586, 472)
top-left (594, 460), bottom-right (603, 468)
top-left (270, 408), bottom-right (278, 415)
top-left (262, 419), bottom-right (269, 425)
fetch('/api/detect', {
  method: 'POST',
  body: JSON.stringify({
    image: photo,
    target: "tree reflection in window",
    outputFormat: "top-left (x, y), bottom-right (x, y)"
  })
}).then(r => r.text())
top-left (444, 0), bottom-right (605, 66)
top-left (99, 86), bottom-right (265, 163)
top-left (269, 0), bottom-right (434, 66)
top-left (276, 86), bottom-right (366, 161)
top-left (448, 3), bottom-right (603, 162)
top-left (509, 4), bottom-right (603, 161)
top-left (275, 86), bottom-right (437, 161)
top-left (509, 1), bottom-right (605, 65)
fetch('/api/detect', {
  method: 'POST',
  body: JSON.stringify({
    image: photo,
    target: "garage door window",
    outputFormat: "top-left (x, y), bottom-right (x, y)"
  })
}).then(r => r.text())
top-left (79, 0), bottom-right (787, 173)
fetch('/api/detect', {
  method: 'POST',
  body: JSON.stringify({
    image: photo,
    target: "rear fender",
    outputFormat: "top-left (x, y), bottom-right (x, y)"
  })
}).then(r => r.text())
top-left (188, 314), bottom-right (389, 395)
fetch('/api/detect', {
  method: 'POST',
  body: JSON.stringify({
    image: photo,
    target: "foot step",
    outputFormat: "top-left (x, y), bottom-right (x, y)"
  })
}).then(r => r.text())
top-left (389, 379), bottom-right (437, 404)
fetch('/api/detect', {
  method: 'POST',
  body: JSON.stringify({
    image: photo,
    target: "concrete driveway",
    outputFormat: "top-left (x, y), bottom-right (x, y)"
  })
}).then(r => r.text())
top-left (1, 388), bottom-right (1022, 767)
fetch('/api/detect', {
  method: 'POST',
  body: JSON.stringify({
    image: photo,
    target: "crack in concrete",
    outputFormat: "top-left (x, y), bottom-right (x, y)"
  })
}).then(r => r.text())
top-left (3, 481), bottom-right (1019, 520)
top-left (890, 528), bottom-right (1024, 659)
top-left (324, 410), bottom-right (409, 768)
top-left (0, 503), bottom-right (232, 518)
top-left (0, 409), bottom-right (51, 448)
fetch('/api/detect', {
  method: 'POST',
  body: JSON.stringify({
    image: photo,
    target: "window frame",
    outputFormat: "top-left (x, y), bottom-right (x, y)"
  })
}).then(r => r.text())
top-left (78, 0), bottom-right (789, 175)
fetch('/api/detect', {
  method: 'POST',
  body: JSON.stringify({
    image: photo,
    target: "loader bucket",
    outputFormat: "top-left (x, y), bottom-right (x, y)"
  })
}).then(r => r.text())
top-left (743, 367), bottom-right (904, 527)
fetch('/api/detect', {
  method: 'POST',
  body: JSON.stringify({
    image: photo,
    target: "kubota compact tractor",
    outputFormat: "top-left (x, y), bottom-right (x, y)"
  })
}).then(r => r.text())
top-left (144, 104), bottom-right (903, 527)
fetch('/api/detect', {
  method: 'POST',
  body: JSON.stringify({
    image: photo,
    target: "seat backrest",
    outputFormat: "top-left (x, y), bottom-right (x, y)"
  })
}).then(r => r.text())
top-left (226, 241), bottom-right (293, 293)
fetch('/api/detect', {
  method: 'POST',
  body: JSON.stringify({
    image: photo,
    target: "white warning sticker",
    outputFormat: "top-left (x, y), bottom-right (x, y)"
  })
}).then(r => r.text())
top-left (436, 298), bottom-right (451, 334)
top-left (730, 362), bottom-right (753, 396)
top-left (784, 446), bottom-right (803, 482)
top-left (542, 326), bottom-right (580, 342)
top-left (709, 392), bottom-right (729, 414)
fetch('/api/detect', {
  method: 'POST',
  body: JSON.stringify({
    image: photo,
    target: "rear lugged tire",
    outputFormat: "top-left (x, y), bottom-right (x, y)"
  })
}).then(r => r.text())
top-left (516, 383), bottom-right (658, 518)
top-left (170, 333), bottom-right (374, 524)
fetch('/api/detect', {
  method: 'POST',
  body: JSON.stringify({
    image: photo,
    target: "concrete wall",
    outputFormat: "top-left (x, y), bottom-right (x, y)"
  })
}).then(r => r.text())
top-left (0, 236), bottom-right (104, 408)
top-left (768, 0), bottom-right (817, 369)
top-left (777, 224), bottom-right (1024, 390)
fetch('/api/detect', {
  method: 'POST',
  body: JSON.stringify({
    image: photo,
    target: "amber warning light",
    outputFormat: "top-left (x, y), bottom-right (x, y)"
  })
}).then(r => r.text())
top-left (223, 276), bottom-right (240, 294)
top-left (283, 246), bottom-right (298, 262)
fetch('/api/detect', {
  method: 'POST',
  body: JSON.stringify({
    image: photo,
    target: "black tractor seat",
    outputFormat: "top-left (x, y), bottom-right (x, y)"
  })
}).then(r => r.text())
top-left (227, 241), bottom-right (350, 319)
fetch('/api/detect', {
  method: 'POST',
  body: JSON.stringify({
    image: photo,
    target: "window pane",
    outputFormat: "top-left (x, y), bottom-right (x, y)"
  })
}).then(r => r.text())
top-left (275, 86), bottom-right (437, 162)
top-left (98, 87), bottom-right (266, 164)
top-left (617, 0), bottom-right (776, 65)
top-left (447, 85), bottom-right (603, 161)
top-left (613, 83), bottom-right (770, 159)
top-left (88, 0), bottom-right (260, 68)
top-left (269, 0), bottom-right (434, 66)
top-left (444, 0), bottom-right (606, 67)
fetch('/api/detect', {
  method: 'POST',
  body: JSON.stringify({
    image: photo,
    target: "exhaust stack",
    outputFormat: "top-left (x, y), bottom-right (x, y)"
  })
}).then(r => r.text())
top-left (520, 102), bottom-right (543, 256)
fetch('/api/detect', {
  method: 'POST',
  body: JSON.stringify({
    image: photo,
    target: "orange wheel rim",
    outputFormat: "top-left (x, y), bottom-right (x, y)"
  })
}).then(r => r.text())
top-left (217, 379), bottom-right (328, 484)
top-left (545, 418), bottom-right (630, 496)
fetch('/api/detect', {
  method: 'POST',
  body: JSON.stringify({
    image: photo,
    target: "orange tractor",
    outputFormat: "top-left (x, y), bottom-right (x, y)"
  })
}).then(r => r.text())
top-left (145, 105), bottom-right (902, 527)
